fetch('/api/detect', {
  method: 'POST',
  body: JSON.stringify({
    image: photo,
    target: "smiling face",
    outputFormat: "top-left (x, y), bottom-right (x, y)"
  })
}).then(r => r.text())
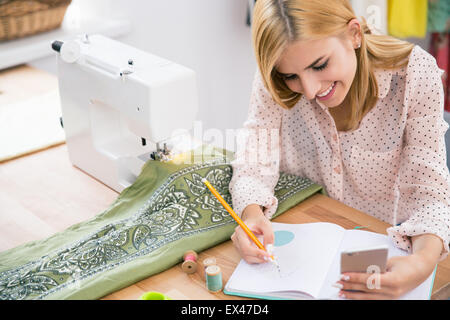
top-left (275, 33), bottom-right (358, 108)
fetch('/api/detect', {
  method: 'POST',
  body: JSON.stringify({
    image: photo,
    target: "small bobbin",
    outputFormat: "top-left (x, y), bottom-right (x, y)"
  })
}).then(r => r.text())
top-left (181, 250), bottom-right (198, 274)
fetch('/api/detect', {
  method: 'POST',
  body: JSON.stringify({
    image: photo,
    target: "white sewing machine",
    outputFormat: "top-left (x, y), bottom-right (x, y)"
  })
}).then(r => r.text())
top-left (52, 34), bottom-right (200, 192)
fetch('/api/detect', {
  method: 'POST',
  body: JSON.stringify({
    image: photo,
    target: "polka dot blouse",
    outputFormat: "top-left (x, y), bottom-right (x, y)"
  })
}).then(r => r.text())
top-left (229, 45), bottom-right (450, 260)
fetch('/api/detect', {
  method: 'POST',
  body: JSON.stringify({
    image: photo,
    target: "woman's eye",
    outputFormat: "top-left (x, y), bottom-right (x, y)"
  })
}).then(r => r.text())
top-left (313, 60), bottom-right (329, 71)
top-left (282, 74), bottom-right (298, 81)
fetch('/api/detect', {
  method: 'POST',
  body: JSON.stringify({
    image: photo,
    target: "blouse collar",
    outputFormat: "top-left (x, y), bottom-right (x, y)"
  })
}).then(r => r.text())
top-left (373, 68), bottom-right (393, 99)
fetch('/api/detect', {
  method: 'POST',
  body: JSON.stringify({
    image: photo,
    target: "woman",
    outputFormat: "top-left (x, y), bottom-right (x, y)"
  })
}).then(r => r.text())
top-left (229, 0), bottom-right (449, 299)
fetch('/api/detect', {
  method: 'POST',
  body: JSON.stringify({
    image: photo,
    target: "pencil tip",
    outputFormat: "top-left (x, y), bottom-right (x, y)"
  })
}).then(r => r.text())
top-left (270, 256), bottom-right (278, 267)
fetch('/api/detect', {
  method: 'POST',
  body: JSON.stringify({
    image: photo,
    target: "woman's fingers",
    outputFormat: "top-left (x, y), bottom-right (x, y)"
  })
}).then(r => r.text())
top-left (231, 227), bottom-right (269, 264)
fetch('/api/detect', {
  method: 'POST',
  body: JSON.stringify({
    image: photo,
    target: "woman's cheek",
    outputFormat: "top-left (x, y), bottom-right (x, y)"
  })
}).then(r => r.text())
top-left (286, 81), bottom-right (302, 94)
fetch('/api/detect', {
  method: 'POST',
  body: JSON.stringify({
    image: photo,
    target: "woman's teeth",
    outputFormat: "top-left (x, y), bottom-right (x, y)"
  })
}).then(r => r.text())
top-left (317, 82), bottom-right (335, 97)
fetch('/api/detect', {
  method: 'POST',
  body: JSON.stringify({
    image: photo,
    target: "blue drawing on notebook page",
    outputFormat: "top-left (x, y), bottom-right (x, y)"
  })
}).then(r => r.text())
top-left (274, 230), bottom-right (295, 247)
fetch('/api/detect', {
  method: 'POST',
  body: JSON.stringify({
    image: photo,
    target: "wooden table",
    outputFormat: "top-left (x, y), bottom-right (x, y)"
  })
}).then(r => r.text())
top-left (0, 144), bottom-right (448, 300)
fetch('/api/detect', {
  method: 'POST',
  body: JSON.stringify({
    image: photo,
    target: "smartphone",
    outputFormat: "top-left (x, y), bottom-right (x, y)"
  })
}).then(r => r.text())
top-left (340, 245), bottom-right (388, 274)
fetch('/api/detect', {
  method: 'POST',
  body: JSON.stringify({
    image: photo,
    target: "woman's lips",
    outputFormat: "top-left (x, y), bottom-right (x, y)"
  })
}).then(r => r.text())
top-left (316, 81), bottom-right (337, 101)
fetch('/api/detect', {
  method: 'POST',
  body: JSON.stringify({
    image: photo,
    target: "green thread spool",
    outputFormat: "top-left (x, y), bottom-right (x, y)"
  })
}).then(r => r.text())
top-left (205, 265), bottom-right (222, 292)
top-left (139, 291), bottom-right (171, 300)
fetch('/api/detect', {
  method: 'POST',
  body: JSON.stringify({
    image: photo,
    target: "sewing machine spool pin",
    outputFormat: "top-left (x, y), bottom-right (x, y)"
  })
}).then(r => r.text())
top-left (82, 33), bottom-right (90, 44)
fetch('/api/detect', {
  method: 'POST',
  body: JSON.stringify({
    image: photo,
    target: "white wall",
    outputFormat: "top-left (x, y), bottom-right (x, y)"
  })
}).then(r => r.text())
top-left (74, 0), bottom-right (257, 147)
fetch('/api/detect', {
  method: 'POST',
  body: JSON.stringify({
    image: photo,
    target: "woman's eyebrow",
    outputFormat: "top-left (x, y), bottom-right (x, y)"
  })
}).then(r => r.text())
top-left (277, 71), bottom-right (294, 76)
top-left (304, 55), bottom-right (325, 70)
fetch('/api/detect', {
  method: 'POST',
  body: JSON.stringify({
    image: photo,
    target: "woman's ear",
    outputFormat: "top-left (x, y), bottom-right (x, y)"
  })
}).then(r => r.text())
top-left (347, 18), bottom-right (362, 49)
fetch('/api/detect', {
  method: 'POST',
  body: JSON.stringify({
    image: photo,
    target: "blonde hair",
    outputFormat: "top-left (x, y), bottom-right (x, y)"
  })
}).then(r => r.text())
top-left (252, 0), bottom-right (414, 131)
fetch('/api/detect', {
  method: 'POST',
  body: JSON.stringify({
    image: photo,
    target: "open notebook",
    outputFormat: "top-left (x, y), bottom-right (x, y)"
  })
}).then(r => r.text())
top-left (224, 222), bottom-right (436, 300)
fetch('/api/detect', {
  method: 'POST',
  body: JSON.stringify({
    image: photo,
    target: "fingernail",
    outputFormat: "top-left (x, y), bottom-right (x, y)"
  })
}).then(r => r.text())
top-left (332, 282), bottom-right (343, 289)
top-left (340, 274), bottom-right (350, 281)
top-left (339, 291), bottom-right (345, 298)
top-left (266, 244), bottom-right (274, 254)
top-left (263, 256), bottom-right (268, 261)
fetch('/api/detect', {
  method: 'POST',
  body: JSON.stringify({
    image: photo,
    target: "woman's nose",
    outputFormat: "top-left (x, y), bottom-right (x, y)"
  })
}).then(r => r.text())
top-left (299, 77), bottom-right (320, 100)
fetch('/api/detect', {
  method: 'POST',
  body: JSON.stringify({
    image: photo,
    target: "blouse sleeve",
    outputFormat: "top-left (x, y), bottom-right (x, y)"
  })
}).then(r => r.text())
top-left (229, 70), bottom-right (282, 219)
top-left (387, 48), bottom-right (450, 261)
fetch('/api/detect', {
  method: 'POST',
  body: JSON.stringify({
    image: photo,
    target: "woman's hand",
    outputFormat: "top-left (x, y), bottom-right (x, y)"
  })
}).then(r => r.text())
top-left (231, 204), bottom-right (274, 264)
top-left (336, 233), bottom-right (443, 299)
top-left (336, 252), bottom-right (437, 299)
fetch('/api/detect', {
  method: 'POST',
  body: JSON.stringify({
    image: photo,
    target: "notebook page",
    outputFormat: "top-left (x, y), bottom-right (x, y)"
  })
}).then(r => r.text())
top-left (225, 222), bottom-right (345, 298)
top-left (318, 229), bottom-right (435, 299)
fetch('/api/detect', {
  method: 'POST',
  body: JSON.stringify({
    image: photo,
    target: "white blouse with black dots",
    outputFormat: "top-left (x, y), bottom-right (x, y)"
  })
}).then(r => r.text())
top-left (229, 45), bottom-right (450, 260)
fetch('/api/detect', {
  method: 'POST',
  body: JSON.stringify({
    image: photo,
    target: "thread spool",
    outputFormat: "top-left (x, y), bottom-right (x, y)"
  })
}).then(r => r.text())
top-left (202, 257), bottom-right (217, 270)
top-left (139, 291), bottom-right (171, 300)
top-left (182, 250), bottom-right (198, 274)
top-left (205, 265), bottom-right (223, 292)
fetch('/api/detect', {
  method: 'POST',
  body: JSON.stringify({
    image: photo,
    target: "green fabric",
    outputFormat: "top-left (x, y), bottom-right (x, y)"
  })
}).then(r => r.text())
top-left (0, 146), bottom-right (325, 300)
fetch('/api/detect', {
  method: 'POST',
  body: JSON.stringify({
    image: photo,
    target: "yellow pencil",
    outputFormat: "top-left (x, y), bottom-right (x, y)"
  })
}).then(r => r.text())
top-left (201, 178), bottom-right (277, 265)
